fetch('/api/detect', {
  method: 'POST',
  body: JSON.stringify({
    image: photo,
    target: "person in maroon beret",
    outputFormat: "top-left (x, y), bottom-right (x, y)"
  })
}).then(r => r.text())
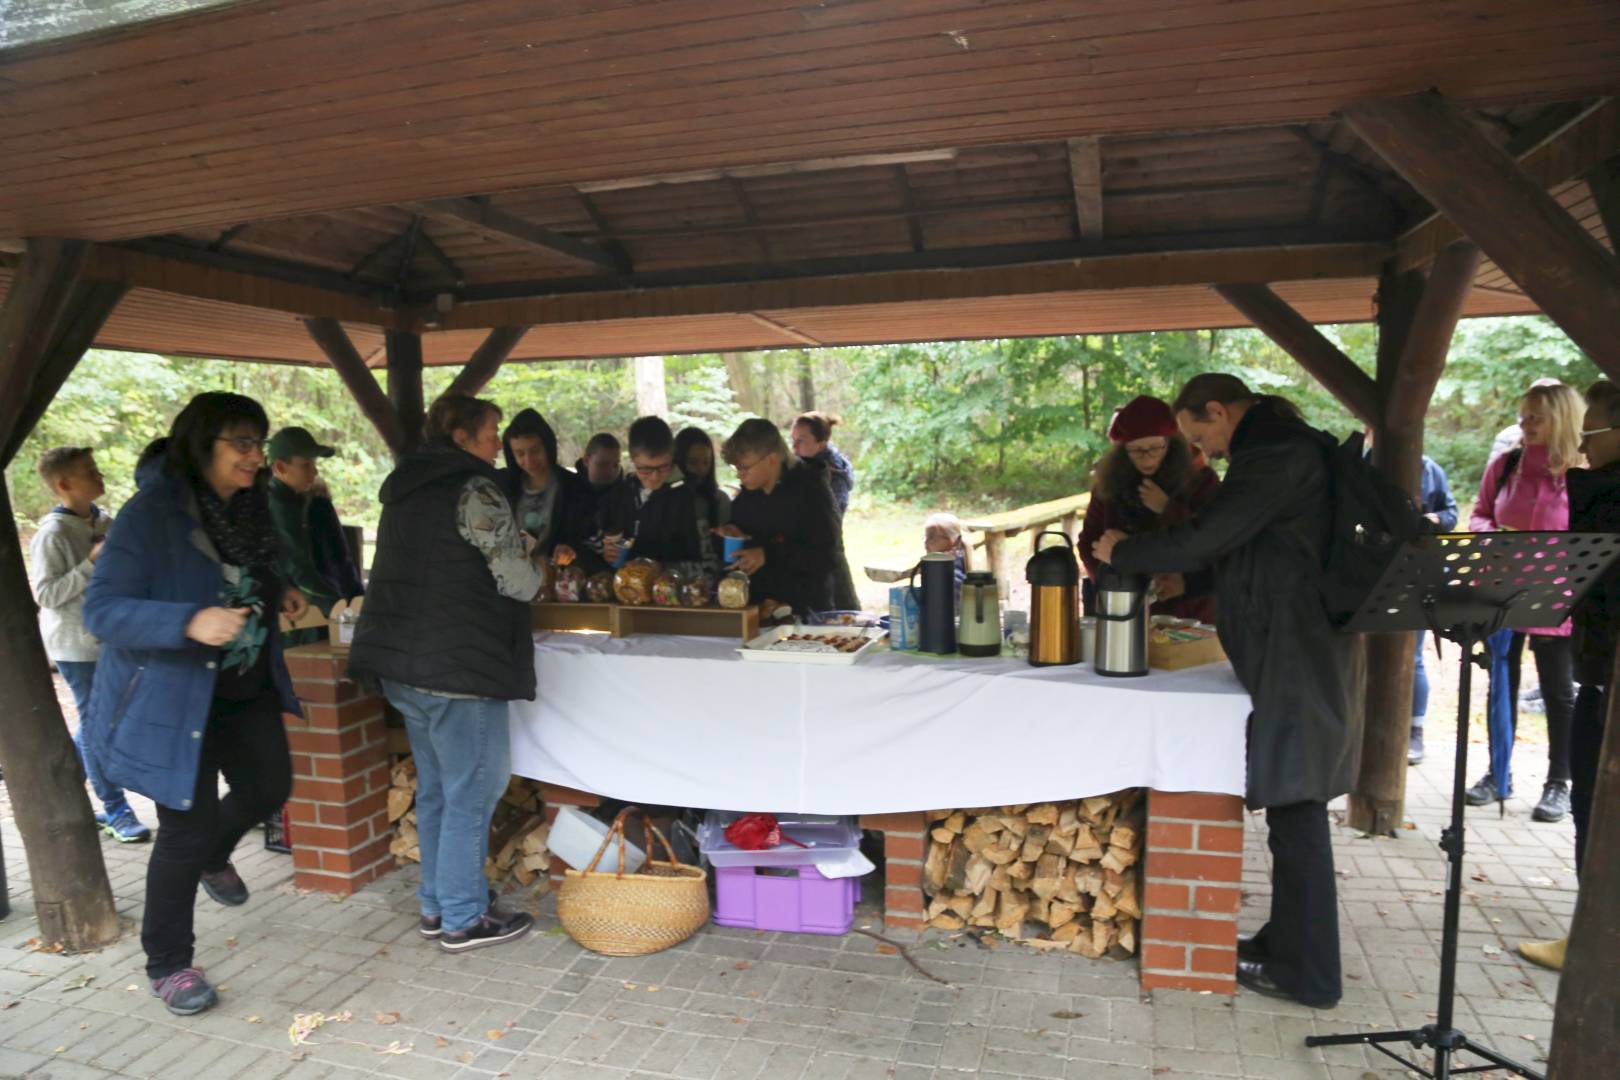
top-left (1077, 395), bottom-right (1221, 622)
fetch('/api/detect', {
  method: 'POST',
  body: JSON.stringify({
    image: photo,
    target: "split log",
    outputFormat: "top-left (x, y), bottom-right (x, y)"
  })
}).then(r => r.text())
top-left (1020, 824), bottom-right (1052, 861)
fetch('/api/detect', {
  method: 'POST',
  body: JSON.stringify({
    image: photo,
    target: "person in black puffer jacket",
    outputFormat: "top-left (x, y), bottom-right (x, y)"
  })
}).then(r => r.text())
top-left (348, 393), bottom-right (540, 955)
top-left (1517, 378), bottom-right (1620, 972)
top-left (1093, 374), bottom-right (1365, 1011)
top-left (720, 418), bottom-right (840, 614)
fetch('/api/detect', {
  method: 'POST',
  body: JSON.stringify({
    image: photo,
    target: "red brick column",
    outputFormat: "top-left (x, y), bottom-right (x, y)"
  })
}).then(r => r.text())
top-left (1139, 790), bottom-right (1245, 994)
top-left (858, 811), bottom-right (929, 930)
top-left (283, 644), bottom-right (394, 895)
top-left (540, 783), bottom-right (602, 884)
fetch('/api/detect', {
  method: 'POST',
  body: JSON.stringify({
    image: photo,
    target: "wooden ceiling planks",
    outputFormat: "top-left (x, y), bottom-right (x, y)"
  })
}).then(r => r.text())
top-left (2, 1), bottom-right (1617, 239)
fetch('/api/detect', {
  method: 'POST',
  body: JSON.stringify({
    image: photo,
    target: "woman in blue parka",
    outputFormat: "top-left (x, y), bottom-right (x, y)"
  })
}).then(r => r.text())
top-left (83, 393), bottom-right (306, 1017)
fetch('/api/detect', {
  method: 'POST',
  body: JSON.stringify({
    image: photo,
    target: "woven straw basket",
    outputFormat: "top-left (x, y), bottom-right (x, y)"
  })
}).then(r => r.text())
top-left (557, 807), bottom-right (710, 957)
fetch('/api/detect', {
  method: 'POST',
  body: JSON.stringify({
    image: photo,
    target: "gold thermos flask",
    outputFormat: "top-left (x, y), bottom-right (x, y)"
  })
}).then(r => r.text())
top-left (1025, 530), bottom-right (1080, 666)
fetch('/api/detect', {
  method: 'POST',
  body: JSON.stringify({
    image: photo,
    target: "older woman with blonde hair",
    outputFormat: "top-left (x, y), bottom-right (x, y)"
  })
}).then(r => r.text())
top-left (1468, 380), bottom-right (1585, 821)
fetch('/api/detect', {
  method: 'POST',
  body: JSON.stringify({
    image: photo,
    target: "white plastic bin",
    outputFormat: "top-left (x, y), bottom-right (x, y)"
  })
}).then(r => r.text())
top-left (549, 805), bottom-right (646, 874)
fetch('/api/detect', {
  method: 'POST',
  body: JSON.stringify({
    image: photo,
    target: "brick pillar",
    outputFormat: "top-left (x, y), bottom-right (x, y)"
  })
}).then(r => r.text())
top-left (859, 811), bottom-right (929, 930)
top-left (540, 783), bottom-right (601, 884)
top-left (1140, 790), bottom-right (1245, 994)
top-left (283, 644), bottom-right (394, 895)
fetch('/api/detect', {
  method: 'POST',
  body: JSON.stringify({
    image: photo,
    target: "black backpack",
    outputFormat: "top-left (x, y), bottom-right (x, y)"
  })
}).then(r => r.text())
top-left (1318, 431), bottom-right (1427, 626)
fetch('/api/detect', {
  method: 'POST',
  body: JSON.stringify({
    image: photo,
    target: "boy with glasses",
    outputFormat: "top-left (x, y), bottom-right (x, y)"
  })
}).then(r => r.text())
top-left (594, 416), bottom-right (711, 573)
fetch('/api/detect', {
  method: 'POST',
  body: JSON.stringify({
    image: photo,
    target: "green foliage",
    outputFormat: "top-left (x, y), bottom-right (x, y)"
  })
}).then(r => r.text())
top-left (665, 362), bottom-right (755, 443)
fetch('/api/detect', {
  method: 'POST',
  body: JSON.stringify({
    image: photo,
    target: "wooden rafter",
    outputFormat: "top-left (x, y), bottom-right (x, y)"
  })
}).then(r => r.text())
top-left (0, 239), bottom-right (93, 458)
top-left (1384, 242), bottom-right (1480, 434)
top-left (743, 312), bottom-right (821, 347)
top-left (406, 197), bottom-right (626, 274)
top-left (1347, 92), bottom-right (1620, 377)
top-left (728, 177), bottom-right (772, 264)
top-left (395, 215), bottom-right (424, 288)
top-left (892, 166), bottom-right (926, 253)
top-left (303, 317), bottom-right (406, 456)
top-left (571, 189), bottom-right (631, 270)
top-left (1289, 126), bottom-right (1405, 219)
top-left (1066, 137), bottom-right (1105, 240)
top-left (1588, 156), bottom-right (1620, 252)
top-left (447, 326), bottom-right (531, 397)
top-left (2, 281), bottom-right (127, 466)
top-left (1392, 95), bottom-right (1620, 269)
top-left (415, 229), bottom-right (465, 286)
top-left (1211, 282), bottom-right (1380, 427)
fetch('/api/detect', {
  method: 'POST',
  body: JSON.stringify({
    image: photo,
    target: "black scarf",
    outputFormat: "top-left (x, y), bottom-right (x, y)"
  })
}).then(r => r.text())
top-left (193, 479), bottom-right (282, 576)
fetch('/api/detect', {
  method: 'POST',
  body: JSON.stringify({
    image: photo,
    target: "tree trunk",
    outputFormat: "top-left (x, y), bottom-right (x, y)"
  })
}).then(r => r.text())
top-left (0, 473), bottom-right (120, 951)
top-left (797, 351), bottom-right (815, 413)
top-left (720, 352), bottom-right (764, 417)
top-left (633, 355), bottom-right (668, 417)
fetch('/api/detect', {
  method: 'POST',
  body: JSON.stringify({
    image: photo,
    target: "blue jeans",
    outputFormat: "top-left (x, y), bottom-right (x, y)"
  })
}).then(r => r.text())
top-left (381, 681), bottom-right (510, 933)
top-left (1411, 631), bottom-right (1429, 722)
top-left (56, 661), bottom-right (131, 819)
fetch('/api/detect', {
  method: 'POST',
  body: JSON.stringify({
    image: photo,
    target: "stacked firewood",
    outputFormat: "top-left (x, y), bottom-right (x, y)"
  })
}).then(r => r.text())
top-left (923, 792), bottom-right (1143, 957)
top-left (387, 759), bottom-right (553, 889)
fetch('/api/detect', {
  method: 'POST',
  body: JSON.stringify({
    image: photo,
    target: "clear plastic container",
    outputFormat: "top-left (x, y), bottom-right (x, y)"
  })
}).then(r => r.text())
top-left (697, 810), bottom-right (861, 868)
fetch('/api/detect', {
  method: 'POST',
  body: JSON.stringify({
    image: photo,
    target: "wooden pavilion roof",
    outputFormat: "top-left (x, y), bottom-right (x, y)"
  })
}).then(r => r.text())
top-left (0, 0), bottom-right (1616, 365)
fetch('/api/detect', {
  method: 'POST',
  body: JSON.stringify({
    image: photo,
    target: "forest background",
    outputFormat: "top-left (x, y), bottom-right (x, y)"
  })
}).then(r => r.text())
top-left (8, 315), bottom-right (1597, 595)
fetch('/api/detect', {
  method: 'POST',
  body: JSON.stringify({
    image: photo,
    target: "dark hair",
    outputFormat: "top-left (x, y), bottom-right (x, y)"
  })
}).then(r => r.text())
top-left (627, 416), bottom-right (674, 457)
top-left (1093, 435), bottom-right (1196, 507)
top-left (722, 418), bottom-right (791, 465)
top-left (36, 446), bottom-right (94, 490)
top-left (165, 392), bottom-right (269, 484)
top-left (426, 392), bottom-right (501, 446)
top-left (502, 408), bottom-right (558, 474)
top-left (1586, 379), bottom-right (1620, 427)
top-left (584, 432), bottom-right (620, 457)
top-left (675, 426), bottom-right (722, 520)
top-left (793, 411), bottom-right (840, 443)
top-left (1171, 374), bottom-right (1257, 419)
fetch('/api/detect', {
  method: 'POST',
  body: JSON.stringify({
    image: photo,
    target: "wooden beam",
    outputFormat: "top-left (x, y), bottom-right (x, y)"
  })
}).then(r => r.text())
top-left (406, 198), bottom-right (626, 274)
top-left (1388, 94), bottom-right (1620, 269)
top-left (0, 239), bottom-right (91, 459)
top-left (1066, 137), bottom-right (1104, 240)
top-left (2, 281), bottom-right (128, 467)
top-left (1211, 282), bottom-right (1380, 427)
top-left (1589, 156), bottom-right (1620, 254)
top-left (443, 241), bottom-right (1390, 331)
top-left (447, 326), bottom-right (530, 398)
top-left (303, 317), bottom-right (406, 456)
top-left (743, 312), bottom-right (821, 347)
top-left (385, 329), bottom-right (425, 453)
top-left (892, 166), bottom-right (926, 253)
top-left (1349, 93), bottom-right (1620, 379)
top-left (1385, 243), bottom-right (1481, 434)
top-left (1549, 648), bottom-right (1620, 1078)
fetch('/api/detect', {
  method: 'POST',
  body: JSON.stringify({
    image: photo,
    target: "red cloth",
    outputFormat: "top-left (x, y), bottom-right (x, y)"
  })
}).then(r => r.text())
top-left (723, 813), bottom-right (807, 850)
top-left (1107, 396), bottom-right (1180, 444)
top-left (1078, 465), bottom-right (1221, 624)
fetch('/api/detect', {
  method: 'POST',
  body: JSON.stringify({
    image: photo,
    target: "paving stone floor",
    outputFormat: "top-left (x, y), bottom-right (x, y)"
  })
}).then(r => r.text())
top-left (0, 694), bottom-right (1577, 1079)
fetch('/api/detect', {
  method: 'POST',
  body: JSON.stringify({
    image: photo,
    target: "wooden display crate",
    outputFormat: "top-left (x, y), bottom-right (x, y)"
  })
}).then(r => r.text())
top-left (615, 604), bottom-right (760, 642)
top-left (1148, 634), bottom-right (1226, 671)
top-left (530, 602), bottom-right (615, 634)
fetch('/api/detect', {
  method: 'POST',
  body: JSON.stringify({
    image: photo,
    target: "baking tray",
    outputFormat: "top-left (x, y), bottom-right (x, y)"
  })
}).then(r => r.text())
top-left (737, 625), bottom-right (887, 665)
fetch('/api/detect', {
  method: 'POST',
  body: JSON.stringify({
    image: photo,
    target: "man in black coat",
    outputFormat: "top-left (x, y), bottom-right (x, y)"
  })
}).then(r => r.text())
top-left (1093, 373), bottom-right (1365, 1009)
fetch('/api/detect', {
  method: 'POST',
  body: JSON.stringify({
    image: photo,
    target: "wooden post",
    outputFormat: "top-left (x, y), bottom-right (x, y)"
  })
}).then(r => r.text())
top-left (1548, 650), bottom-right (1620, 1077)
top-left (1349, 244), bottom-right (1481, 836)
top-left (1343, 91), bottom-right (1620, 378)
top-left (303, 317), bottom-right (406, 458)
top-left (0, 238), bottom-right (122, 951)
top-left (446, 326), bottom-right (529, 398)
top-left (385, 329), bottom-right (424, 453)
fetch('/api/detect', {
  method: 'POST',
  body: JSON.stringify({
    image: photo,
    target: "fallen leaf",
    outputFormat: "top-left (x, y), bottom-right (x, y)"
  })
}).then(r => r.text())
top-left (245, 1016), bottom-right (263, 1024)
top-left (733, 961), bottom-right (751, 970)
top-left (53, 1047), bottom-right (66, 1054)
top-left (647, 985), bottom-right (661, 992)
top-left (874, 945), bottom-right (897, 956)
top-left (1522, 1034), bottom-right (1538, 1042)
top-left (378, 1040), bottom-right (413, 1055)
top-left (435, 1036), bottom-right (450, 1048)
top-left (1482, 945), bottom-right (1503, 959)
top-left (1, 1002), bottom-right (16, 1010)
top-left (376, 1011), bottom-right (401, 1025)
top-left (61, 974), bottom-right (94, 992)
top-left (1471, 872), bottom-right (1489, 883)
top-left (79, 1023), bottom-right (88, 1030)
top-left (459, 1051), bottom-right (476, 1063)
top-left (486, 1029), bottom-right (505, 1040)
top-left (622, 982), bottom-right (638, 990)
top-left (1050, 1010), bottom-right (1085, 1020)
top-left (226, 937), bottom-right (238, 947)
top-left (653, 1020), bottom-right (666, 1027)
top-left (124, 984), bottom-right (139, 992)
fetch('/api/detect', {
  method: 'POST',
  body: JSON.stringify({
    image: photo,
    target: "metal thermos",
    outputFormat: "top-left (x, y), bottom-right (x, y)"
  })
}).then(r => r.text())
top-left (914, 552), bottom-right (958, 654)
top-left (1025, 531), bottom-right (1080, 666)
top-left (957, 572), bottom-right (1002, 657)
top-left (1094, 567), bottom-right (1149, 677)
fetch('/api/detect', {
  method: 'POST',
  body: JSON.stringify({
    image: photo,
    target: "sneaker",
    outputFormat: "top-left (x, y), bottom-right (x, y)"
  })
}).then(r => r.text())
top-left (150, 967), bottom-right (219, 1016)
top-left (1464, 773), bottom-right (1499, 806)
top-left (200, 863), bottom-right (249, 907)
top-left (1407, 726), bottom-right (1425, 766)
top-left (440, 910), bottom-right (534, 954)
top-left (419, 888), bottom-right (500, 939)
top-left (1532, 781), bottom-right (1571, 823)
top-left (102, 808), bottom-right (152, 844)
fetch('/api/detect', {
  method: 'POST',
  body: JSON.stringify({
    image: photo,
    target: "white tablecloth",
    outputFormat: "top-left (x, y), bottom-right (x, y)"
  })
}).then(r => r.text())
top-left (508, 633), bottom-right (1250, 814)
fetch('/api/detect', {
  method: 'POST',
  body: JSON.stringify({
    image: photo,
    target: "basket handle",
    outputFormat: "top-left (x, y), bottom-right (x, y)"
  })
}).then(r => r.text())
top-left (582, 806), bottom-right (688, 879)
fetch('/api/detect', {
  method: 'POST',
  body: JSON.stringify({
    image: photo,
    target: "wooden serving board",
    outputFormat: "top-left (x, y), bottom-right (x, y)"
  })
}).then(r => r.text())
top-left (530, 602), bottom-right (759, 642)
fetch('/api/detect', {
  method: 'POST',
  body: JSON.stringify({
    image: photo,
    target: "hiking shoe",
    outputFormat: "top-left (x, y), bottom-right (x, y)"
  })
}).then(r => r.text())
top-left (150, 967), bottom-right (218, 1016)
top-left (420, 888), bottom-right (500, 939)
top-left (200, 863), bottom-right (249, 907)
top-left (102, 808), bottom-right (152, 843)
top-left (1464, 773), bottom-right (1499, 806)
top-left (440, 910), bottom-right (534, 954)
top-left (1407, 727), bottom-right (1425, 766)
top-left (1532, 781), bottom-right (1570, 823)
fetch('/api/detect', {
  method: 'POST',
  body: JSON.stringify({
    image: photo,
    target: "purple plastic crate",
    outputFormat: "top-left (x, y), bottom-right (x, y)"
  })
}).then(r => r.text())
top-left (713, 864), bottom-right (856, 935)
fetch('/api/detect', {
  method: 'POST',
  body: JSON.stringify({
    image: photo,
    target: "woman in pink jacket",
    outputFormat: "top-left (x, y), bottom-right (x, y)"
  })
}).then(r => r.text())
top-left (1467, 381), bottom-right (1584, 822)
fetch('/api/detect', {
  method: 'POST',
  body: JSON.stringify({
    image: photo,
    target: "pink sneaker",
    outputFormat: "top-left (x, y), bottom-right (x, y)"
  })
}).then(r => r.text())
top-left (150, 967), bottom-right (218, 1016)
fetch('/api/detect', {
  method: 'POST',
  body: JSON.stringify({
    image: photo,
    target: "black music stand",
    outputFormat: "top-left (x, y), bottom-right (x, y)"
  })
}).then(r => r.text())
top-left (1306, 531), bottom-right (1620, 1080)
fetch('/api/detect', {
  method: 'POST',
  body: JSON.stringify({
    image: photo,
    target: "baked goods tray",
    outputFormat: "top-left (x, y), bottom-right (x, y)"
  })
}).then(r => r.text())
top-left (737, 625), bottom-right (888, 665)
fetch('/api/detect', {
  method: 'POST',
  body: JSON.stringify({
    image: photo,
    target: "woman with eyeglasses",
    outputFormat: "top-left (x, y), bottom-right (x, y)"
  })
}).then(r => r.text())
top-left (83, 393), bottom-right (309, 1016)
top-left (1467, 380), bottom-right (1585, 823)
top-left (718, 418), bottom-right (841, 614)
top-left (1077, 395), bottom-right (1220, 622)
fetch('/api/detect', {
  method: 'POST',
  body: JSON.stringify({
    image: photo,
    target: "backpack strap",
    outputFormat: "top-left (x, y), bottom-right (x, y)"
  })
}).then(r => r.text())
top-left (1502, 447), bottom-right (1523, 482)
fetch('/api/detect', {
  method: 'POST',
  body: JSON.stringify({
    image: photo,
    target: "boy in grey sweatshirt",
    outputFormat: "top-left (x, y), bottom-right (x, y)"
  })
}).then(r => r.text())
top-left (28, 447), bottom-right (150, 843)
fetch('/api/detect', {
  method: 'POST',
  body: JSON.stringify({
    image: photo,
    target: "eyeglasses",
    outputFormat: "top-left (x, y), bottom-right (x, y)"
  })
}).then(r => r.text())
top-left (215, 436), bottom-right (266, 455)
top-left (1580, 426), bottom-right (1618, 440)
top-left (731, 456), bottom-right (768, 473)
top-left (1125, 442), bottom-right (1169, 460)
top-left (633, 462), bottom-right (674, 478)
